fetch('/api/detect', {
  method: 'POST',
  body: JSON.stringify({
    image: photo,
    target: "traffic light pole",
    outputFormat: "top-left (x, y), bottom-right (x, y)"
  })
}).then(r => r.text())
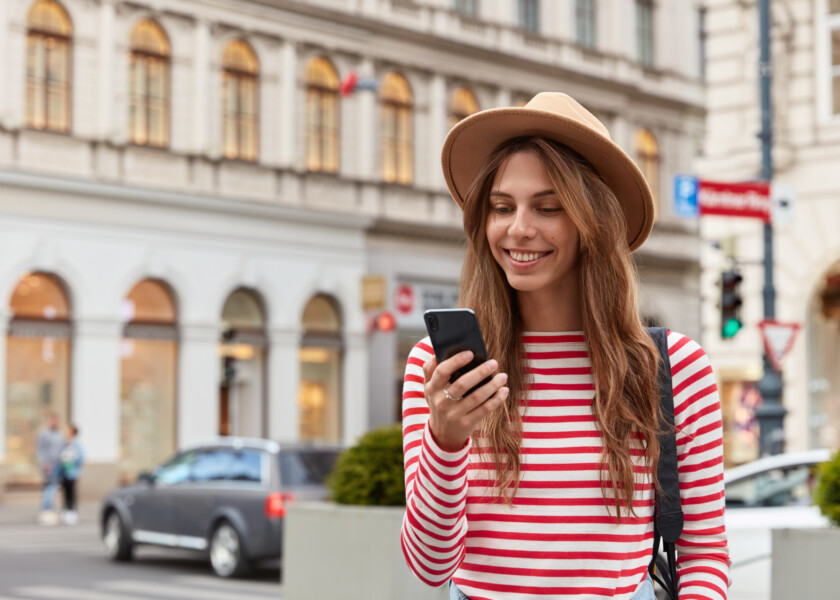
top-left (754, 0), bottom-right (786, 456)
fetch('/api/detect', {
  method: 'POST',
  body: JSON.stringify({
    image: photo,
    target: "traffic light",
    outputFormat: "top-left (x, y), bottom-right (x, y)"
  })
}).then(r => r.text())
top-left (720, 268), bottom-right (743, 339)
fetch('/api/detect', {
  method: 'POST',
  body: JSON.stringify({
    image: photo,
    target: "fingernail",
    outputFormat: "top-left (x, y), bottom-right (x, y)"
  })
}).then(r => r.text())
top-left (462, 351), bottom-right (474, 360)
top-left (487, 359), bottom-right (498, 369)
top-left (498, 372), bottom-right (508, 383)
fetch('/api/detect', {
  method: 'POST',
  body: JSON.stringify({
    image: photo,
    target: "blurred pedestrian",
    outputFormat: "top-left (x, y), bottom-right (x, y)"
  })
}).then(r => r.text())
top-left (36, 413), bottom-right (64, 525)
top-left (59, 424), bottom-right (83, 525)
top-left (401, 93), bottom-right (730, 599)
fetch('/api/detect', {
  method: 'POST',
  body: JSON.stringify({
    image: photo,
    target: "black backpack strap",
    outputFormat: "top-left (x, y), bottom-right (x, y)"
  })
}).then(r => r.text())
top-left (647, 326), bottom-right (684, 543)
top-left (646, 327), bottom-right (683, 600)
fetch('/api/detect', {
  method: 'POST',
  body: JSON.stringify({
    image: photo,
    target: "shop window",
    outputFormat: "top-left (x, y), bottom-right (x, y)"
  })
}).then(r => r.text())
top-left (305, 57), bottom-right (340, 173)
top-left (635, 129), bottom-right (659, 211)
top-left (219, 288), bottom-right (267, 438)
top-left (380, 73), bottom-right (413, 185)
top-left (299, 295), bottom-right (342, 442)
top-left (5, 272), bottom-right (72, 485)
top-left (129, 20), bottom-right (170, 148)
top-left (448, 87), bottom-right (479, 129)
top-left (222, 40), bottom-right (259, 161)
top-left (25, 0), bottom-right (72, 132)
top-left (120, 279), bottom-right (177, 481)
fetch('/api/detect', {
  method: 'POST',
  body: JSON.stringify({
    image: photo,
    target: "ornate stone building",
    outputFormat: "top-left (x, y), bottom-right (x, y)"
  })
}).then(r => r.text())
top-left (0, 0), bottom-right (706, 497)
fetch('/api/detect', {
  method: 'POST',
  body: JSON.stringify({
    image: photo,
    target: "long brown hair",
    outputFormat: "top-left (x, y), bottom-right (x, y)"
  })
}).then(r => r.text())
top-left (459, 136), bottom-right (662, 518)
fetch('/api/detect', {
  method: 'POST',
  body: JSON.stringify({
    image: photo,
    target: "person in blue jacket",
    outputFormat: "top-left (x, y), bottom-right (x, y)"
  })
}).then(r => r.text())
top-left (59, 424), bottom-right (83, 525)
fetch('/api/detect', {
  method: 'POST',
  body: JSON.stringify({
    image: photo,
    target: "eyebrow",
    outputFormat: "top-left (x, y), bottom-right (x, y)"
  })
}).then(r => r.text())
top-left (489, 189), bottom-right (558, 198)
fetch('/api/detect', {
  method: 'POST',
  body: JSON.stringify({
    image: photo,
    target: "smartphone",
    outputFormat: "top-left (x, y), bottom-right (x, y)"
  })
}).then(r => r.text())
top-left (423, 308), bottom-right (493, 396)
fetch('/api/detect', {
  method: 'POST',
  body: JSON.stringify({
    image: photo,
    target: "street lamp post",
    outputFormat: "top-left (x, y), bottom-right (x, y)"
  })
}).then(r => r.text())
top-left (754, 0), bottom-right (786, 456)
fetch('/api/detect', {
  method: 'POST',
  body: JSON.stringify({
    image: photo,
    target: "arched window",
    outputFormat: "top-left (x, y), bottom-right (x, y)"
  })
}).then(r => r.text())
top-left (222, 40), bottom-right (259, 161)
top-left (299, 295), bottom-right (342, 442)
top-left (25, 0), bottom-right (71, 132)
top-left (219, 288), bottom-right (267, 438)
top-left (635, 129), bottom-right (659, 208)
top-left (448, 87), bottom-right (479, 129)
top-left (6, 272), bottom-right (72, 485)
top-left (380, 73), bottom-right (413, 185)
top-left (129, 20), bottom-right (170, 147)
top-left (120, 279), bottom-right (177, 481)
top-left (305, 57), bottom-right (340, 173)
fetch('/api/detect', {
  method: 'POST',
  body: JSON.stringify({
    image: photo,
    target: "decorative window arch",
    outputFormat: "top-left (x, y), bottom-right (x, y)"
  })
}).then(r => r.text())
top-left (298, 294), bottom-right (343, 442)
top-left (635, 129), bottom-right (659, 208)
top-left (380, 73), bottom-right (413, 185)
top-left (6, 272), bottom-right (72, 485)
top-left (120, 278), bottom-right (178, 481)
top-left (448, 87), bottom-right (479, 129)
top-left (222, 40), bottom-right (259, 161)
top-left (25, 0), bottom-right (72, 132)
top-left (129, 20), bottom-right (170, 147)
top-left (305, 57), bottom-right (340, 173)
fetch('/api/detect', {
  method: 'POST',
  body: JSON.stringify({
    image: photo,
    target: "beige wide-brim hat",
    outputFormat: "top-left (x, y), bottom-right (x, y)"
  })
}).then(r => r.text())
top-left (441, 92), bottom-right (655, 252)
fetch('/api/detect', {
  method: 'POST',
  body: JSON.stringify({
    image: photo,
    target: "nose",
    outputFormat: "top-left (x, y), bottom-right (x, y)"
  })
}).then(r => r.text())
top-left (509, 208), bottom-right (536, 238)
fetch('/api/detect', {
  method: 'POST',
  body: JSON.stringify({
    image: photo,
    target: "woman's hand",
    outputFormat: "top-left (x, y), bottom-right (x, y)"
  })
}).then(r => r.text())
top-left (422, 351), bottom-right (510, 452)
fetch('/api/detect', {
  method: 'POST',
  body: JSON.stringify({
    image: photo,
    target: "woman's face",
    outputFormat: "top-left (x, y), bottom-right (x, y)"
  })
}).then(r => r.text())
top-left (485, 150), bottom-right (580, 299)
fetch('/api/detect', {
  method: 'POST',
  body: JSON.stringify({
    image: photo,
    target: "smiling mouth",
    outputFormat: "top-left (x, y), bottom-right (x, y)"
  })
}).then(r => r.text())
top-left (505, 250), bottom-right (551, 263)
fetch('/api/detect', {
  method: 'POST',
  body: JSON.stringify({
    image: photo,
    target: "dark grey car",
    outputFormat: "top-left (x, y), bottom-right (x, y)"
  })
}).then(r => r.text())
top-left (100, 438), bottom-right (339, 577)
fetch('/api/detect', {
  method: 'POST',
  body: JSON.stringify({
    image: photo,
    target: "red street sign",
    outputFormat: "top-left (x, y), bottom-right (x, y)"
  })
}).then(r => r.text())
top-left (757, 319), bottom-right (801, 372)
top-left (699, 180), bottom-right (771, 222)
top-left (394, 284), bottom-right (415, 315)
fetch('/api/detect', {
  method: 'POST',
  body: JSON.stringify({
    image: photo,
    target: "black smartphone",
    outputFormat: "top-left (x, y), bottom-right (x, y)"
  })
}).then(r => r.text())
top-left (423, 308), bottom-right (493, 396)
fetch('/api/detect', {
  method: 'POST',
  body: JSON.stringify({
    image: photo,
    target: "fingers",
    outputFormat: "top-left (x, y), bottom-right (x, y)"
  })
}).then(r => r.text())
top-left (446, 358), bottom-right (500, 400)
top-left (465, 385), bottom-right (510, 419)
top-left (428, 350), bottom-right (475, 389)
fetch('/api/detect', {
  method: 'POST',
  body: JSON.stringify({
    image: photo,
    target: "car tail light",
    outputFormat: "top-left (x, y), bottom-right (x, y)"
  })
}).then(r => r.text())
top-left (265, 492), bottom-right (297, 519)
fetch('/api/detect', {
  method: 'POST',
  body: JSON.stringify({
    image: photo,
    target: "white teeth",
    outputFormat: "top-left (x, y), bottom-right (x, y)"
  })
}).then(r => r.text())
top-left (510, 251), bottom-right (545, 262)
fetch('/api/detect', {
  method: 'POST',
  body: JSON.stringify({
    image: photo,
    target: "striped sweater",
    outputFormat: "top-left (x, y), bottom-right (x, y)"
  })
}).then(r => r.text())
top-left (401, 331), bottom-right (729, 600)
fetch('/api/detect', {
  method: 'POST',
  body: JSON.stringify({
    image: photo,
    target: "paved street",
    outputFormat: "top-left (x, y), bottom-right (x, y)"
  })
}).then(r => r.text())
top-left (0, 499), bottom-right (283, 600)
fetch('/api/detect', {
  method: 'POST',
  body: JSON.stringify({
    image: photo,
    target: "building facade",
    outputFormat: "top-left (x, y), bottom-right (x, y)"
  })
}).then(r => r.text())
top-left (699, 0), bottom-right (840, 465)
top-left (0, 0), bottom-right (706, 498)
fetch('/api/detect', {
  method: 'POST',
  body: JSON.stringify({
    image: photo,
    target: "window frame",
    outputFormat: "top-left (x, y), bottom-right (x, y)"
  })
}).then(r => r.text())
top-left (25, 1), bottom-right (73, 134)
top-left (380, 73), bottom-right (414, 186)
top-left (221, 41), bottom-right (260, 163)
top-left (820, 1), bottom-right (840, 120)
top-left (517, 0), bottom-right (540, 34)
top-left (575, 0), bottom-right (597, 49)
top-left (128, 21), bottom-right (171, 149)
top-left (304, 57), bottom-right (340, 174)
top-left (635, 0), bottom-right (655, 68)
top-left (453, 0), bottom-right (479, 18)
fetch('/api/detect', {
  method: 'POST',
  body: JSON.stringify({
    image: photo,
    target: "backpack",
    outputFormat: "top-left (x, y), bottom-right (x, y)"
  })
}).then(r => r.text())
top-left (646, 327), bottom-right (684, 600)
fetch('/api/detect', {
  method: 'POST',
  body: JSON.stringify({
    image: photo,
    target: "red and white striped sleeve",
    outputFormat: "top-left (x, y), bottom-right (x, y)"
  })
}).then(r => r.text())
top-left (400, 338), bottom-right (471, 587)
top-left (668, 331), bottom-right (731, 600)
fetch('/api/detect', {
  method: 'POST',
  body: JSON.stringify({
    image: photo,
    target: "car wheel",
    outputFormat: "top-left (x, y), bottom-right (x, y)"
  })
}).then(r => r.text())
top-left (209, 521), bottom-right (250, 578)
top-left (102, 510), bottom-right (133, 561)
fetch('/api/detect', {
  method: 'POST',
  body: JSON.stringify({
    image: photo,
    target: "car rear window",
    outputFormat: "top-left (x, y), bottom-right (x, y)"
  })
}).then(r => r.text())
top-left (279, 449), bottom-right (339, 487)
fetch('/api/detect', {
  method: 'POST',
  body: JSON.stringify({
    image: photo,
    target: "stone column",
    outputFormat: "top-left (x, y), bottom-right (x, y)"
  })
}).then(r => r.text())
top-left (193, 20), bottom-right (211, 154)
top-left (358, 57), bottom-right (376, 181)
top-left (342, 330), bottom-right (369, 444)
top-left (98, 0), bottom-right (115, 139)
top-left (178, 323), bottom-right (220, 445)
top-left (72, 317), bottom-right (122, 500)
top-left (428, 74), bottom-right (447, 190)
top-left (279, 40), bottom-right (298, 168)
top-left (267, 327), bottom-right (301, 442)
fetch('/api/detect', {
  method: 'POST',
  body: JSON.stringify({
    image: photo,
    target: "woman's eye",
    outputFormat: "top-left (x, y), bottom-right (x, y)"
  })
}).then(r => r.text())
top-left (539, 206), bottom-right (563, 214)
top-left (492, 205), bottom-right (513, 214)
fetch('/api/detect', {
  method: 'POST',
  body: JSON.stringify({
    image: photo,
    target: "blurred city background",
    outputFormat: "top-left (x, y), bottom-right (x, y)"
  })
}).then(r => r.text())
top-left (0, 0), bottom-right (838, 599)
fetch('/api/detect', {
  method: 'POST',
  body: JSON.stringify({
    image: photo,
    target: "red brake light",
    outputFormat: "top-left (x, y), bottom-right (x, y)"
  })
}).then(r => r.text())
top-left (265, 492), bottom-right (297, 518)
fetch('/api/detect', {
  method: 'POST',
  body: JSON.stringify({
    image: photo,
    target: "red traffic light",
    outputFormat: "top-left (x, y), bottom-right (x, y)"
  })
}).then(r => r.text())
top-left (375, 311), bottom-right (396, 332)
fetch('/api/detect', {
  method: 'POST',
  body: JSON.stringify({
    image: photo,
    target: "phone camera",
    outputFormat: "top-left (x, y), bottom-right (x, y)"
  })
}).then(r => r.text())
top-left (427, 315), bottom-right (439, 332)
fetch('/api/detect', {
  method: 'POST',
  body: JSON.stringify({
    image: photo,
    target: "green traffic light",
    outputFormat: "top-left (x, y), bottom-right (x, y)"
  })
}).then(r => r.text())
top-left (721, 317), bottom-right (743, 339)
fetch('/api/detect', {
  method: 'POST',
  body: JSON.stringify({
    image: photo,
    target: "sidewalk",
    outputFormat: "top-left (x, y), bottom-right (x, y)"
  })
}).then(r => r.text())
top-left (0, 490), bottom-right (99, 526)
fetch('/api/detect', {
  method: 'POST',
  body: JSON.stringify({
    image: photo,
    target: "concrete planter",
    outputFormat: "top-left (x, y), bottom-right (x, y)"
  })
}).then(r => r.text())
top-left (771, 528), bottom-right (840, 598)
top-left (283, 502), bottom-right (447, 600)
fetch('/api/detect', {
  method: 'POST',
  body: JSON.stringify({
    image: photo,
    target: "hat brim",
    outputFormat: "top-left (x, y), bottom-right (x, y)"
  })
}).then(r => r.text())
top-left (441, 107), bottom-right (655, 252)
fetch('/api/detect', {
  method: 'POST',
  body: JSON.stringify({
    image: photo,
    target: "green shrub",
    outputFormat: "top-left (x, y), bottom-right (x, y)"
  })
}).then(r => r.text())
top-left (814, 450), bottom-right (840, 526)
top-left (328, 424), bottom-right (406, 506)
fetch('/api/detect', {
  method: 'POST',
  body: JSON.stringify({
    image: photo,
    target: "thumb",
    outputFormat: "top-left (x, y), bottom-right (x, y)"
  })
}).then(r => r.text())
top-left (422, 356), bottom-right (437, 382)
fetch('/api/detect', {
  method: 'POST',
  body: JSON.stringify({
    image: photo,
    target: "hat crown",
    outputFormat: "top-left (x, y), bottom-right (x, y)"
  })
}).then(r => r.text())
top-left (524, 92), bottom-right (611, 141)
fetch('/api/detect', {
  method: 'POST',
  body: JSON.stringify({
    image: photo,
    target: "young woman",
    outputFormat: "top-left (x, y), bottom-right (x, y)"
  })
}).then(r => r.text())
top-left (401, 93), bottom-right (729, 600)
